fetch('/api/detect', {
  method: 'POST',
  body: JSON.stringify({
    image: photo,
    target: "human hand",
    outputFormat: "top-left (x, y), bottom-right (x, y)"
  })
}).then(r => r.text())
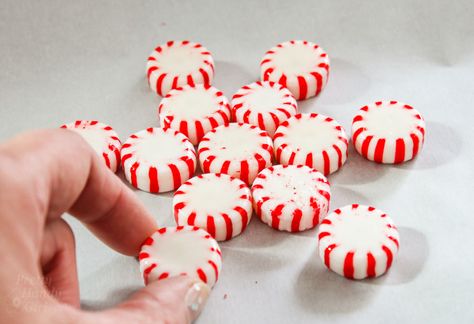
top-left (0, 129), bottom-right (209, 323)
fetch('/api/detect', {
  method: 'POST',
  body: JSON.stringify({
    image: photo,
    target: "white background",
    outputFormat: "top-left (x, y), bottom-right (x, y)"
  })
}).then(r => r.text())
top-left (1, 0), bottom-right (473, 323)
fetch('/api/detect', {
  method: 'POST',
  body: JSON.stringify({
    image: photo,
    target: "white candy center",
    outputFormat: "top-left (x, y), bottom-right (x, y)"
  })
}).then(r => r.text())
top-left (263, 167), bottom-right (321, 208)
top-left (163, 87), bottom-right (220, 119)
top-left (158, 46), bottom-right (203, 74)
top-left (135, 132), bottom-right (185, 164)
top-left (284, 117), bottom-right (338, 152)
top-left (243, 86), bottom-right (285, 113)
top-left (332, 210), bottom-right (388, 252)
top-left (185, 176), bottom-right (241, 215)
top-left (272, 44), bottom-right (320, 75)
top-left (364, 105), bottom-right (417, 138)
top-left (208, 126), bottom-right (263, 160)
top-left (148, 231), bottom-right (209, 272)
top-left (71, 128), bottom-right (108, 154)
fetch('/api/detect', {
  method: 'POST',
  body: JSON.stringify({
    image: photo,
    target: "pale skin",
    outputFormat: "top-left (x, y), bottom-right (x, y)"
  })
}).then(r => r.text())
top-left (0, 129), bottom-right (209, 323)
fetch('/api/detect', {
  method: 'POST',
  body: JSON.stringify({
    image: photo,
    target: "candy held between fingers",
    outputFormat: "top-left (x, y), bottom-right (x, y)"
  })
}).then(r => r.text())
top-left (174, 173), bottom-right (252, 241)
top-left (251, 165), bottom-right (330, 232)
top-left (121, 127), bottom-right (196, 193)
top-left (352, 100), bottom-right (426, 164)
top-left (60, 120), bottom-right (121, 172)
top-left (231, 81), bottom-right (297, 137)
top-left (159, 84), bottom-right (231, 145)
top-left (318, 204), bottom-right (400, 280)
top-left (260, 40), bottom-right (330, 100)
top-left (273, 113), bottom-right (349, 176)
top-left (147, 40), bottom-right (215, 96)
top-left (198, 123), bottom-right (273, 185)
top-left (139, 226), bottom-right (222, 288)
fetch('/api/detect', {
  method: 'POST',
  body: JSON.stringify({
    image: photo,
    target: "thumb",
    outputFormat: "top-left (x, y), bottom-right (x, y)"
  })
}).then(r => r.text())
top-left (79, 276), bottom-right (210, 324)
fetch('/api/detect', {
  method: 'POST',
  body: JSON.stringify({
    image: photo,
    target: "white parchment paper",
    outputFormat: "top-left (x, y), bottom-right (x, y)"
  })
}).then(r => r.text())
top-left (1, 0), bottom-right (473, 323)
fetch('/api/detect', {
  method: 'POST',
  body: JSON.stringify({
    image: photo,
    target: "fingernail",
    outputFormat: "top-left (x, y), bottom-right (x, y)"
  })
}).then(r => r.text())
top-left (185, 281), bottom-right (210, 321)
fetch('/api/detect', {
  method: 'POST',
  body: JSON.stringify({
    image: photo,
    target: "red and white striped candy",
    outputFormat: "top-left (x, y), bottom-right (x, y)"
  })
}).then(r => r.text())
top-left (231, 81), bottom-right (297, 137)
top-left (147, 40), bottom-right (214, 96)
top-left (173, 173), bottom-right (252, 241)
top-left (318, 204), bottom-right (400, 280)
top-left (252, 165), bottom-right (330, 232)
top-left (352, 101), bottom-right (426, 164)
top-left (260, 40), bottom-right (330, 100)
top-left (60, 120), bottom-right (121, 172)
top-left (198, 123), bottom-right (273, 185)
top-left (159, 84), bottom-right (231, 145)
top-left (121, 127), bottom-right (196, 193)
top-left (139, 226), bottom-right (222, 288)
top-left (273, 113), bottom-right (348, 176)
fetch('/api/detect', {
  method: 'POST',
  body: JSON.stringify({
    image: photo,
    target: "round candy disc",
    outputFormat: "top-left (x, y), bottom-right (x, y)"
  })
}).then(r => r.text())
top-left (121, 127), bottom-right (196, 193)
top-left (173, 173), bottom-right (252, 241)
top-left (273, 113), bottom-right (349, 175)
top-left (159, 84), bottom-right (231, 145)
top-left (260, 40), bottom-right (330, 100)
top-left (231, 81), bottom-right (297, 137)
top-left (60, 120), bottom-right (121, 172)
top-left (139, 226), bottom-right (222, 288)
top-left (318, 204), bottom-right (400, 280)
top-left (251, 165), bottom-right (330, 232)
top-left (198, 123), bottom-right (273, 185)
top-left (352, 100), bottom-right (426, 164)
top-left (147, 40), bottom-right (214, 96)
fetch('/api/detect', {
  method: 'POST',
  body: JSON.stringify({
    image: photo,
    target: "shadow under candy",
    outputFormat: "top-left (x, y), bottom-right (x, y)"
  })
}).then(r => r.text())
top-left (297, 57), bottom-right (371, 115)
top-left (370, 226), bottom-right (428, 286)
top-left (212, 60), bottom-right (256, 97)
top-left (329, 144), bottom-right (389, 186)
top-left (395, 120), bottom-right (462, 171)
top-left (322, 57), bottom-right (371, 106)
top-left (294, 253), bottom-right (379, 314)
top-left (221, 217), bottom-right (293, 250)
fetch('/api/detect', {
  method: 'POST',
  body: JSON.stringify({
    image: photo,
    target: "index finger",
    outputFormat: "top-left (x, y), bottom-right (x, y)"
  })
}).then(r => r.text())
top-left (0, 129), bottom-right (157, 256)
